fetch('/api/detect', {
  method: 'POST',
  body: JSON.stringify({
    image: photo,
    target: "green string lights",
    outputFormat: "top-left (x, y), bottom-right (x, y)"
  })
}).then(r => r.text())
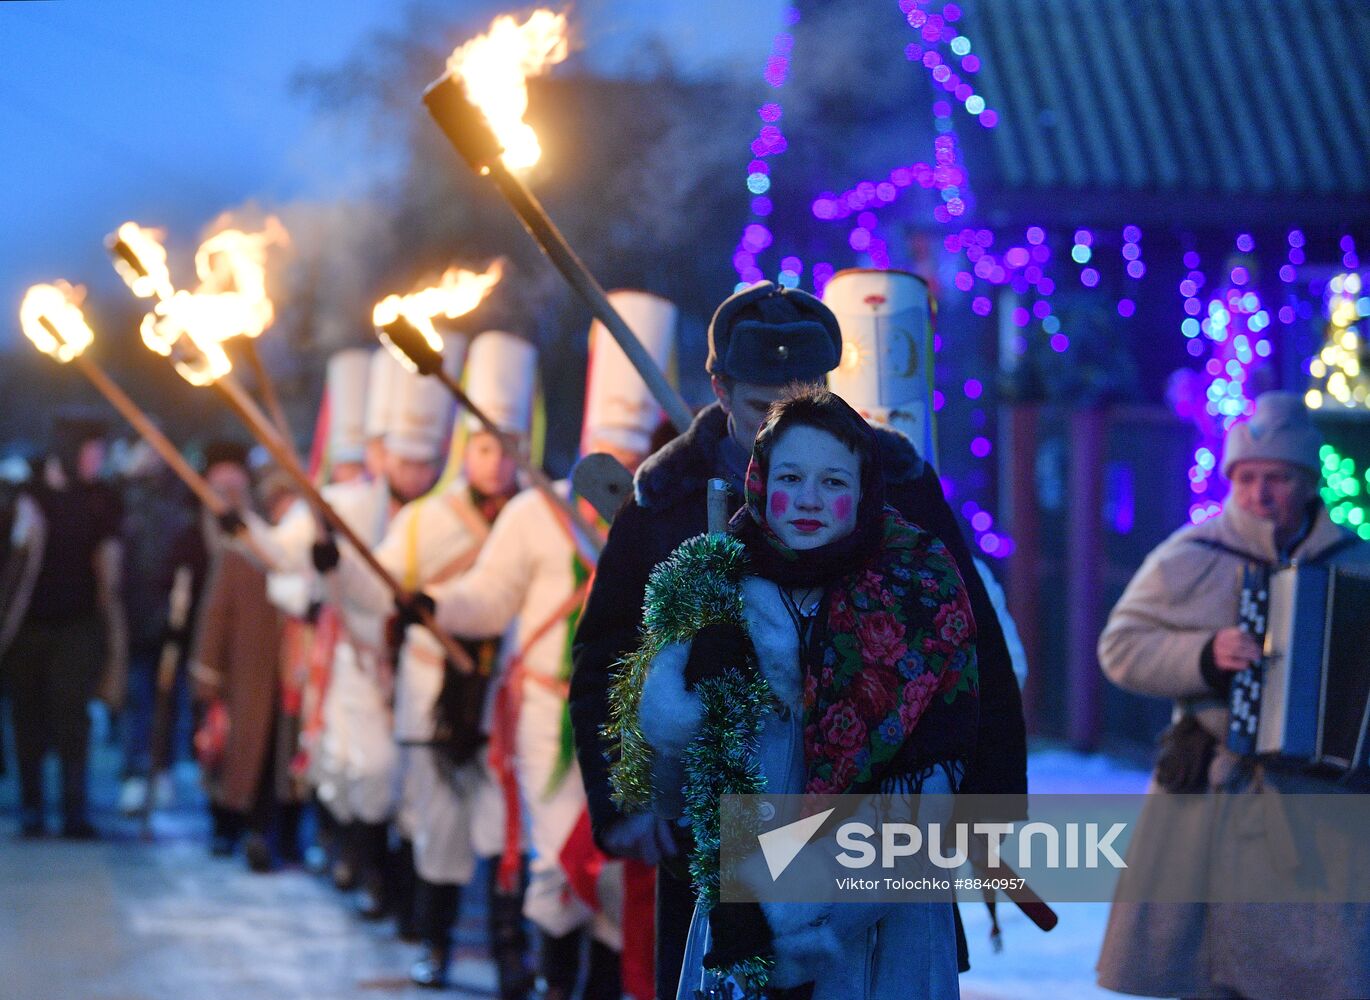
top-left (1320, 444), bottom-right (1370, 541)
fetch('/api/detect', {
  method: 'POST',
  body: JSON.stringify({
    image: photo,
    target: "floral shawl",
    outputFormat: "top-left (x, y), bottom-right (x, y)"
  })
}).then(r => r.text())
top-left (735, 442), bottom-right (979, 796)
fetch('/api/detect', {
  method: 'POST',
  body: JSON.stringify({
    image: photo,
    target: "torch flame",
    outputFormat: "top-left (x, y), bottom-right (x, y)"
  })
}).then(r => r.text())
top-left (192, 217), bottom-right (288, 339)
top-left (20, 281), bottom-right (94, 363)
top-left (372, 260), bottom-right (503, 369)
top-left (110, 217), bottom-right (287, 385)
top-left (140, 293), bottom-right (234, 387)
top-left (109, 222), bottom-right (175, 301)
top-left (446, 9), bottom-right (568, 171)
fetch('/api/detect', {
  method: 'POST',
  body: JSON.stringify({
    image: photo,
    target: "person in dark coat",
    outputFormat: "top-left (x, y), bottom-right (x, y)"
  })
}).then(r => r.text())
top-left (116, 442), bottom-right (202, 815)
top-left (569, 281), bottom-right (1027, 997)
top-left (189, 449), bottom-right (299, 871)
top-left (3, 414), bottom-right (125, 839)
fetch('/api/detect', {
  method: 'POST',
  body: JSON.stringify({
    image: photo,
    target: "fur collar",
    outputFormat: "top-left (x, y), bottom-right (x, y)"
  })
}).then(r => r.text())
top-left (740, 577), bottom-right (804, 711)
top-left (633, 401), bottom-right (926, 511)
top-left (633, 403), bottom-right (731, 510)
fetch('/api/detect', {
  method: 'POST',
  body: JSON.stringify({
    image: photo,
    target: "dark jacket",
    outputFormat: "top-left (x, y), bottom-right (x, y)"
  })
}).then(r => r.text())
top-left (121, 471), bottom-right (198, 654)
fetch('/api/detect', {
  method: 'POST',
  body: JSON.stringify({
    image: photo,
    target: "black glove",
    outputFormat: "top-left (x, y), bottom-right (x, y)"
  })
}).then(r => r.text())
top-left (395, 591), bottom-right (436, 630)
top-left (703, 900), bottom-right (774, 972)
top-left (304, 600), bottom-right (322, 626)
top-left (388, 592), bottom-right (435, 654)
top-left (216, 509), bottom-right (245, 536)
top-left (684, 621), bottom-right (751, 691)
top-left (311, 536), bottom-right (340, 574)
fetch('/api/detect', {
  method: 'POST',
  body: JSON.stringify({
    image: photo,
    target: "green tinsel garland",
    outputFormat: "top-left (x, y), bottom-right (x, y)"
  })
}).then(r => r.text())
top-left (606, 532), bottom-right (750, 811)
top-left (604, 532), bottom-right (775, 991)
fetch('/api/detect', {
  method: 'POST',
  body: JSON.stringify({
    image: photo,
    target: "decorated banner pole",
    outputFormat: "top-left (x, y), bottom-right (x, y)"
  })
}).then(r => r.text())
top-left (420, 20), bottom-right (692, 434)
top-left (376, 314), bottom-right (606, 555)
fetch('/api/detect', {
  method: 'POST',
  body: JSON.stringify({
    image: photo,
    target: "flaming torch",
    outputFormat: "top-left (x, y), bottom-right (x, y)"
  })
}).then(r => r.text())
top-left (421, 9), bottom-right (693, 434)
top-left (138, 302), bottom-right (477, 674)
top-left (372, 260), bottom-right (506, 371)
top-left (193, 219), bottom-right (295, 442)
top-left (107, 220), bottom-right (298, 452)
top-left (373, 271), bottom-right (605, 554)
top-left (20, 281), bottom-right (235, 519)
top-left (109, 222), bottom-right (176, 301)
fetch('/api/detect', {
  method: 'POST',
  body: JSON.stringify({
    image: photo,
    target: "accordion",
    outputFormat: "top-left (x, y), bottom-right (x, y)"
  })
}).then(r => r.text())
top-left (1257, 564), bottom-right (1370, 773)
top-left (1226, 564), bottom-right (1270, 756)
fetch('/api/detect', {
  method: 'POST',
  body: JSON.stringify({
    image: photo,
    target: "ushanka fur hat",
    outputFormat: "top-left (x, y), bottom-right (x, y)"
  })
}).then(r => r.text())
top-left (707, 281), bottom-right (841, 385)
top-left (1221, 390), bottom-right (1323, 477)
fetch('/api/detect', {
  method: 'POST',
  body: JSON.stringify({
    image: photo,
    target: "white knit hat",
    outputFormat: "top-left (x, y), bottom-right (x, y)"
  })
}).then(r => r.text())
top-left (1221, 390), bottom-right (1323, 477)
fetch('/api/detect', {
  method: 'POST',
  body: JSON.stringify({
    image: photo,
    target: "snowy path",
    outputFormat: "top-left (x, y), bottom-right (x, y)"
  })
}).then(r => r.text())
top-left (959, 746), bottom-right (1158, 1000)
top-left (1, 717), bottom-right (1160, 999)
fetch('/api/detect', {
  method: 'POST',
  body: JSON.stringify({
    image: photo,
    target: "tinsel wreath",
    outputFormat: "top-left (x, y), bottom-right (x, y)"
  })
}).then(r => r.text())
top-left (605, 532), bottom-right (776, 990)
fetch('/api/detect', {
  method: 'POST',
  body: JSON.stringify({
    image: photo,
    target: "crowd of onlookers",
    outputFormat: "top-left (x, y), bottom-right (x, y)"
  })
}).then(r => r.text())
top-left (0, 417), bottom-right (300, 862)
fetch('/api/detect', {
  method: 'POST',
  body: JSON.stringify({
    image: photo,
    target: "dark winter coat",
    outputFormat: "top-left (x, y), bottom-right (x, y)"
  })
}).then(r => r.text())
top-left (569, 402), bottom-right (1027, 986)
top-left (120, 470), bottom-right (198, 655)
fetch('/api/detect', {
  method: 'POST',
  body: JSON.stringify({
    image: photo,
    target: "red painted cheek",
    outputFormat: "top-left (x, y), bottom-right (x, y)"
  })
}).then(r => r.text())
top-left (833, 495), bottom-right (853, 522)
top-left (769, 491), bottom-right (790, 517)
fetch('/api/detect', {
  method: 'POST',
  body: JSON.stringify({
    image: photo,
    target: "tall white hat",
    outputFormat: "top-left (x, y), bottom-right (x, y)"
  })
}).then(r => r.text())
top-left (384, 368), bottom-right (454, 462)
top-left (364, 348), bottom-right (403, 441)
top-left (581, 290), bottom-right (677, 456)
top-left (822, 269), bottom-right (936, 463)
top-left (463, 331), bottom-right (538, 437)
top-left (325, 348), bottom-right (371, 465)
top-left (383, 335), bottom-right (466, 463)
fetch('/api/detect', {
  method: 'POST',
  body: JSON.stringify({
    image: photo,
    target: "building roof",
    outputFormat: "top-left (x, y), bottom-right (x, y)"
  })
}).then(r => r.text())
top-left (961, 0), bottom-right (1370, 204)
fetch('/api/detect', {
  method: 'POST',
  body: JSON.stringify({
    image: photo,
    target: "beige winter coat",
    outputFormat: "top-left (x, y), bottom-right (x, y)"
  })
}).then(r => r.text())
top-left (1096, 500), bottom-right (1370, 999)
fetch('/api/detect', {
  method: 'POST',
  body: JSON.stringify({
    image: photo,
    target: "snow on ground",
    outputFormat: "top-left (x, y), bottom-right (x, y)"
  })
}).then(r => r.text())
top-left (2, 707), bottom-right (1161, 999)
top-left (959, 743), bottom-right (1160, 1000)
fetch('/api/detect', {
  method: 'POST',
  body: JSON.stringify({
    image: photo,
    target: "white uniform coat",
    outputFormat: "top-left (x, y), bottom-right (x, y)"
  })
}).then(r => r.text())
top-left (430, 484), bottom-right (621, 945)
top-left (254, 477), bottom-right (397, 824)
top-left (340, 480), bottom-right (508, 884)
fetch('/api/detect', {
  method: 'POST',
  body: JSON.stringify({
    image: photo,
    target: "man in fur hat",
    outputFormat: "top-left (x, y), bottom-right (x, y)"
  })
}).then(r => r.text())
top-left (1096, 391), bottom-right (1370, 999)
top-left (569, 281), bottom-right (1028, 996)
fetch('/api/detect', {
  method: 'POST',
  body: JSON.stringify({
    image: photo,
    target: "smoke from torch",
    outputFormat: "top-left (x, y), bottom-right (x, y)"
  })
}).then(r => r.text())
top-left (445, 9), bottom-right (568, 172)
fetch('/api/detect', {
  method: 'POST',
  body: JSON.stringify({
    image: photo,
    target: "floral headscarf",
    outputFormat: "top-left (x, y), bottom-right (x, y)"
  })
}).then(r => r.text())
top-left (729, 393), bottom-right (980, 795)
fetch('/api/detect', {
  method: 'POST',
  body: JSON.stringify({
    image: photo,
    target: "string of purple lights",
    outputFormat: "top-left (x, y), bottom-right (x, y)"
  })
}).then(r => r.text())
top-left (729, 0), bottom-right (1368, 555)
